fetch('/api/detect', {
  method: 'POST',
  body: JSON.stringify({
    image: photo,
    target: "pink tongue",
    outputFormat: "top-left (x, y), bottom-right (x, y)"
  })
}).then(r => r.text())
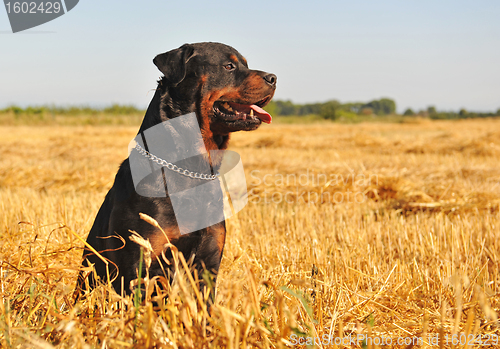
top-left (250, 105), bottom-right (272, 124)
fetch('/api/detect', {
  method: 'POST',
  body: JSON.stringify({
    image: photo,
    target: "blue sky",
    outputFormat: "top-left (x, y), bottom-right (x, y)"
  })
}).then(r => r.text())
top-left (1, 0), bottom-right (499, 112)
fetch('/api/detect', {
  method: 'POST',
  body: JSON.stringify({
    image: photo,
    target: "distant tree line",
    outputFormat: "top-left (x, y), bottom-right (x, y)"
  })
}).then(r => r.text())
top-left (2, 101), bottom-right (499, 120)
top-left (402, 106), bottom-right (500, 120)
top-left (264, 98), bottom-right (397, 120)
top-left (264, 99), bottom-right (500, 120)
top-left (0, 104), bottom-right (144, 116)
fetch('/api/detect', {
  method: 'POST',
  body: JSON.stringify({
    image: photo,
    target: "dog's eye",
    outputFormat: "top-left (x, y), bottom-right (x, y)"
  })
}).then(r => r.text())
top-left (224, 63), bottom-right (236, 71)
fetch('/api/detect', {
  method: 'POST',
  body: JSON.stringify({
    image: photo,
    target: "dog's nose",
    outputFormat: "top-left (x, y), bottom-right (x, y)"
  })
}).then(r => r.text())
top-left (263, 73), bottom-right (277, 86)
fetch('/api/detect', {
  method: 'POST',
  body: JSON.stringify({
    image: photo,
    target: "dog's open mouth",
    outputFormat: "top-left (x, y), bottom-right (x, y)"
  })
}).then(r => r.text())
top-left (213, 98), bottom-right (272, 124)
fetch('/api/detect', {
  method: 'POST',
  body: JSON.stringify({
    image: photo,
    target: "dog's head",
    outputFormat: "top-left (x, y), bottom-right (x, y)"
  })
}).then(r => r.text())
top-left (153, 42), bottom-right (276, 143)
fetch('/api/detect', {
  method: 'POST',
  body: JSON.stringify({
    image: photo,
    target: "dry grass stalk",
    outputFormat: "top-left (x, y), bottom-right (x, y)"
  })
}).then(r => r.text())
top-left (0, 119), bottom-right (499, 347)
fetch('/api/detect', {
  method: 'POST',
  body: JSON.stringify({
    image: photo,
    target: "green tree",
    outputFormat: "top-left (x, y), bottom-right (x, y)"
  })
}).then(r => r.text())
top-left (362, 98), bottom-right (396, 115)
top-left (403, 108), bottom-right (415, 116)
top-left (320, 100), bottom-right (340, 120)
top-left (274, 100), bottom-right (297, 115)
top-left (263, 101), bottom-right (277, 116)
top-left (378, 98), bottom-right (396, 115)
top-left (298, 103), bottom-right (322, 115)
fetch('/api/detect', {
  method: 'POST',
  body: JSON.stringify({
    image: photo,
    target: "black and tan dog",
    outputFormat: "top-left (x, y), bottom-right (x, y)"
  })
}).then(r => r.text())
top-left (74, 42), bottom-right (276, 303)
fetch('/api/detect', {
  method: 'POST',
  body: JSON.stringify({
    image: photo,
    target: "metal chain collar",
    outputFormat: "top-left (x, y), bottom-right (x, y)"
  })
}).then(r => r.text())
top-left (134, 143), bottom-right (219, 180)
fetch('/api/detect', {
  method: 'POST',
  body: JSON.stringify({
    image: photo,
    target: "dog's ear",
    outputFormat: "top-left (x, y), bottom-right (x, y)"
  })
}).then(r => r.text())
top-left (153, 44), bottom-right (196, 86)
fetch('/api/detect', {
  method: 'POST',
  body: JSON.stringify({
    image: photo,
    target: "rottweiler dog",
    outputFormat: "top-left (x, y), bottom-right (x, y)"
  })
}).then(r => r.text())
top-left (74, 42), bottom-right (276, 304)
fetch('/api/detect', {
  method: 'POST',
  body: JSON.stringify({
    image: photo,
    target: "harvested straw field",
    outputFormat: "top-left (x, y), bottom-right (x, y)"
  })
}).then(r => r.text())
top-left (0, 118), bottom-right (499, 348)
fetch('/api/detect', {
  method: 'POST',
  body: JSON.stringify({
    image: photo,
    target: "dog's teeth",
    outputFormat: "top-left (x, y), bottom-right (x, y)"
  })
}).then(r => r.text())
top-left (249, 109), bottom-right (254, 117)
top-left (222, 102), bottom-right (233, 111)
